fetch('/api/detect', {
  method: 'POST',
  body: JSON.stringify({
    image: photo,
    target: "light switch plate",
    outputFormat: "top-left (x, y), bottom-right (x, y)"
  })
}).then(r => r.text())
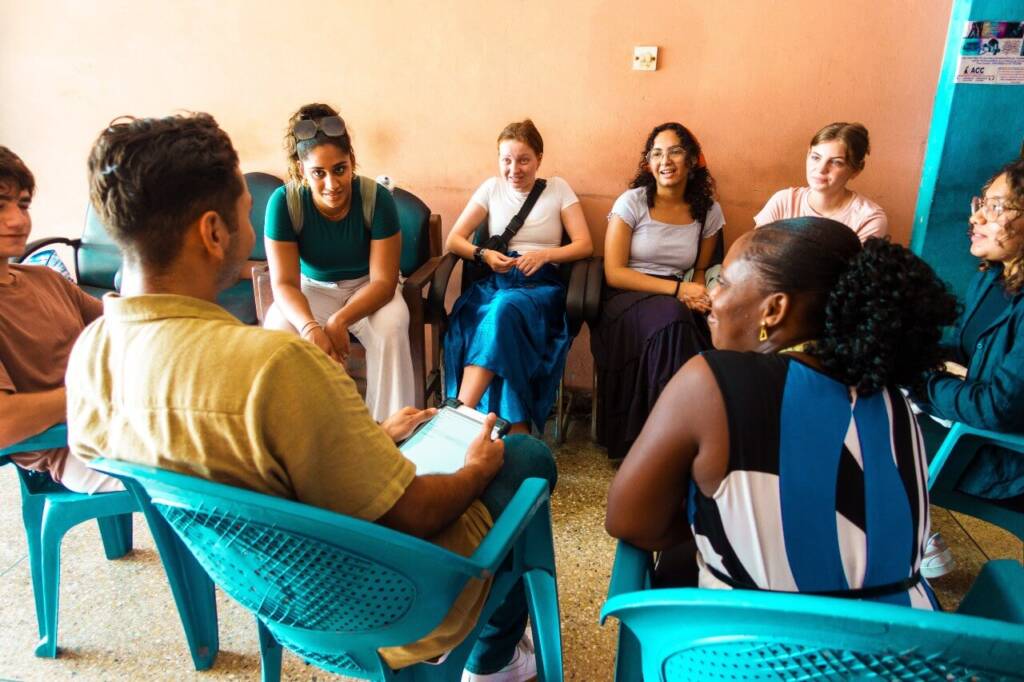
top-left (633, 46), bottom-right (658, 71)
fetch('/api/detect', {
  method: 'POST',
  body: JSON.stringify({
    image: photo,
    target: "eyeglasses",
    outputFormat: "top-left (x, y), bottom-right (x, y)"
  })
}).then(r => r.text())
top-left (292, 115), bottom-right (347, 141)
top-left (646, 146), bottom-right (687, 163)
top-left (971, 196), bottom-right (1022, 221)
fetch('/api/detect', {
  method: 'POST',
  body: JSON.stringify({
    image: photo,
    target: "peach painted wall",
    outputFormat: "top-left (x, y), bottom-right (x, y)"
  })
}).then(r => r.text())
top-left (1, 0), bottom-right (951, 389)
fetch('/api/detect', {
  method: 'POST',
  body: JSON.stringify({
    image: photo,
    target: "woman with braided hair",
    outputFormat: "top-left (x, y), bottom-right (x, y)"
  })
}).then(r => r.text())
top-left (607, 217), bottom-right (957, 607)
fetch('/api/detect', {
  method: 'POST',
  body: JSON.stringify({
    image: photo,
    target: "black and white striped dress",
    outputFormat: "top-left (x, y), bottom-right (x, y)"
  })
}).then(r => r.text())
top-left (688, 351), bottom-right (937, 609)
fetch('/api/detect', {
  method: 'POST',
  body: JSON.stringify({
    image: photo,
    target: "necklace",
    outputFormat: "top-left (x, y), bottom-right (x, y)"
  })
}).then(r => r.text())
top-left (779, 340), bottom-right (816, 354)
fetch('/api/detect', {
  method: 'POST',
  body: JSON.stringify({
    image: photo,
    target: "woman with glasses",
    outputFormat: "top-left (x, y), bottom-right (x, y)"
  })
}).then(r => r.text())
top-left (263, 103), bottom-right (415, 420)
top-left (590, 122), bottom-right (724, 460)
top-left (913, 158), bottom-right (1024, 517)
top-left (754, 122), bottom-right (887, 242)
top-left (444, 119), bottom-right (592, 437)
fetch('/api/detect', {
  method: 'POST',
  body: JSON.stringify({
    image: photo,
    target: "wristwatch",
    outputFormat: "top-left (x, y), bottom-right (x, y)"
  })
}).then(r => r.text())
top-left (473, 246), bottom-right (486, 264)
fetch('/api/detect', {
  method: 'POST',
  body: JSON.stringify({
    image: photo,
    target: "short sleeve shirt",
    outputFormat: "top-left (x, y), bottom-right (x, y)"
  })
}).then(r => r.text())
top-left (753, 187), bottom-right (888, 241)
top-left (470, 176), bottom-right (579, 253)
top-left (0, 265), bottom-right (103, 479)
top-left (265, 177), bottom-right (400, 282)
top-left (65, 294), bottom-right (492, 668)
top-left (610, 187), bottom-right (725, 277)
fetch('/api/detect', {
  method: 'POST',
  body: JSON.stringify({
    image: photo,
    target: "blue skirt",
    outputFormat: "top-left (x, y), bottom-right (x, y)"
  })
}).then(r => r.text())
top-left (445, 263), bottom-right (570, 430)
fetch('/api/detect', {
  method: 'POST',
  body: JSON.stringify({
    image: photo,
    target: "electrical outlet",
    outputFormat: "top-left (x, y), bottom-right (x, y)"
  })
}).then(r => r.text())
top-left (633, 46), bottom-right (658, 71)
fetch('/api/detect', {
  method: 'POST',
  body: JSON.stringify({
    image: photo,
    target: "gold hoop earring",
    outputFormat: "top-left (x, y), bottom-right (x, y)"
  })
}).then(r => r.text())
top-left (758, 323), bottom-right (768, 342)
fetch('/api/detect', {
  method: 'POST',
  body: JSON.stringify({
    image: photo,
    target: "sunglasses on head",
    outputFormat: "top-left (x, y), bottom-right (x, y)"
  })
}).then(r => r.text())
top-left (292, 115), bottom-right (346, 141)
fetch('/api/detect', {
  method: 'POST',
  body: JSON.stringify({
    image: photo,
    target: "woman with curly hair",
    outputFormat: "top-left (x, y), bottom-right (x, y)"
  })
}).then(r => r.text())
top-left (914, 158), bottom-right (1024, 513)
top-left (591, 122), bottom-right (724, 459)
top-left (607, 217), bottom-right (958, 607)
top-left (755, 122), bottom-right (887, 242)
top-left (263, 103), bottom-right (415, 420)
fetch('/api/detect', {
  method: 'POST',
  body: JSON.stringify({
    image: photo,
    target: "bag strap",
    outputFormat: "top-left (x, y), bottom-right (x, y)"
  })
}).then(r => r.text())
top-left (285, 181), bottom-right (304, 235)
top-left (497, 178), bottom-right (547, 245)
top-left (357, 175), bottom-right (377, 233)
top-left (284, 177), bottom-right (378, 235)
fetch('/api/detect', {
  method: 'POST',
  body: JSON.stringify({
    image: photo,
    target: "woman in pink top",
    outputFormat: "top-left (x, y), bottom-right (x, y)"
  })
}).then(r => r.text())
top-left (754, 122), bottom-right (887, 241)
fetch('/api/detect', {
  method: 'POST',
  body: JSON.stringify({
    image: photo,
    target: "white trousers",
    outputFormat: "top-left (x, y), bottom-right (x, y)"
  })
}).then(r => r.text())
top-left (61, 451), bottom-right (125, 494)
top-left (266, 275), bottom-right (416, 421)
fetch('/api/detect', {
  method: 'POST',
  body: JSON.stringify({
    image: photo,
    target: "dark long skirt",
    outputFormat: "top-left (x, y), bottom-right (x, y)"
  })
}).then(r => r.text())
top-left (590, 288), bottom-right (711, 459)
top-left (445, 263), bottom-right (570, 431)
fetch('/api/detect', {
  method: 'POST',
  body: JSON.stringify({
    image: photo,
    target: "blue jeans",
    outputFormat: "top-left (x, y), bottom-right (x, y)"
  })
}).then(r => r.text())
top-left (464, 434), bottom-right (557, 675)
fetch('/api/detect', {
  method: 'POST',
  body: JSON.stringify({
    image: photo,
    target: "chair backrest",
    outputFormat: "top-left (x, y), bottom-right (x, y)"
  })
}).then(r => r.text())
top-left (929, 422), bottom-right (1024, 541)
top-left (244, 171), bottom-right (284, 261)
top-left (393, 187), bottom-right (434, 277)
top-left (79, 203), bottom-right (123, 291)
top-left (602, 587), bottom-right (1024, 681)
top-left (90, 457), bottom-right (484, 678)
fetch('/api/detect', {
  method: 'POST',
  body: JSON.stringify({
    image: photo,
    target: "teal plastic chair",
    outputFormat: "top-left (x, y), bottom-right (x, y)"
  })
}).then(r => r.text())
top-left (0, 425), bottom-right (218, 668)
top-left (928, 422), bottom-right (1024, 541)
top-left (91, 458), bottom-right (563, 682)
top-left (601, 542), bottom-right (1024, 681)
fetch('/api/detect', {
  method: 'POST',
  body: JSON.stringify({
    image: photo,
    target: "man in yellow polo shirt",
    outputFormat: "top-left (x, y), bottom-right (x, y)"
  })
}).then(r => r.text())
top-left (66, 113), bottom-right (554, 681)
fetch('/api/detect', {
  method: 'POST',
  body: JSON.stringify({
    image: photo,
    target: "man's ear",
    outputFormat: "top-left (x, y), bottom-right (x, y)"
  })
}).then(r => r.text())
top-left (195, 210), bottom-right (229, 260)
top-left (761, 291), bottom-right (791, 330)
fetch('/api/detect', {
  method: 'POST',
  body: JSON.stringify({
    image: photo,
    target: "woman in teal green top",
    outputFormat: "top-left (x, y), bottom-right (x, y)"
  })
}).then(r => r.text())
top-left (264, 103), bottom-right (415, 421)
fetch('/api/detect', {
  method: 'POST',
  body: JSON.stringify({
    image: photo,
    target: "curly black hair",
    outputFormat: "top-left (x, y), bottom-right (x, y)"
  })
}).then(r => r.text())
top-left (746, 217), bottom-right (959, 395)
top-left (629, 122), bottom-right (716, 225)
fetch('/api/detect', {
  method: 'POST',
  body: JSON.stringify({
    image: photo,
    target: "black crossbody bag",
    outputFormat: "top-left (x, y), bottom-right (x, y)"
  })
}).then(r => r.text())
top-left (480, 178), bottom-right (548, 255)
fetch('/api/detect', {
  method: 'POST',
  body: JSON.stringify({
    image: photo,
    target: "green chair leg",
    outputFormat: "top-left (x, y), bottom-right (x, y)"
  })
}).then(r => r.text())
top-left (129, 486), bottom-right (219, 671)
top-left (257, 618), bottom-right (283, 682)
top-left (17, 478), bottom-right (47, 641)
top-left (97, 513), bottom-right (133, 559)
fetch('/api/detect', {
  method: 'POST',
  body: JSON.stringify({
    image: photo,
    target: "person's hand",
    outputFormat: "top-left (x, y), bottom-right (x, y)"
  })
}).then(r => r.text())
top-left (463, 413), bottom-right (505, 482)
top-left (943, 361), bottom-right (968, 379)
top-left (677, 281), bottom-right (710, 313)
top-left (483, 249), bottom-right (517, 274)
top-left (302, 323), bottom-right (342, 362)
top-left (514, 249), bottom-right (551, 276)
top-left (380, 406), bottom-right (437, 443)
top-left (324, 312), bottom-right (352, 364)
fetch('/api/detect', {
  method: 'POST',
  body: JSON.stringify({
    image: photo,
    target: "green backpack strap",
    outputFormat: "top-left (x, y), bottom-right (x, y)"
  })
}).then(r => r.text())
top-left (357, 175), bottom-right (377, 232)
top-left (285, 177), bottom-right (377, 235)
top-left (284, 180), bottom-right (304, 235)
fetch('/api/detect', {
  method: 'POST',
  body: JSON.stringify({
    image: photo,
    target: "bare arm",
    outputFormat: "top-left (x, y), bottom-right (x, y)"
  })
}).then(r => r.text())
top-left (0, 388), bottom-right (66, 450)
top-left (378, 414), bottom-right (504, 538)
top-left (514, 202), bottom-right (593, 276)
top-left (331, 232), bottom-right (401, 327)
top-left (265, 237), bottom-right (317, 329)
top-left (605, 355), bottom-right (727, 549)
top-left (688, 233), bottom-right (719, 286)
top-left (445, 200), bottom-right (490, 259)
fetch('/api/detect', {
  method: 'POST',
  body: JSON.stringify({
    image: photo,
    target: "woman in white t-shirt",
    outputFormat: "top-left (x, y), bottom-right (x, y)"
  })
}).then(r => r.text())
top-left (444, 119), bottom-right (592, 434)
top-left (754, 122), bottom-right (887, 242)
top-left (591, 122), bottom-right (724, 459)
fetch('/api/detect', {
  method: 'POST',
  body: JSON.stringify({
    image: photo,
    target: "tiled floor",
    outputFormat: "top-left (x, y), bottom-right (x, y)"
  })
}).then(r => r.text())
top-left (0, 421), bottom-right (1020, 681)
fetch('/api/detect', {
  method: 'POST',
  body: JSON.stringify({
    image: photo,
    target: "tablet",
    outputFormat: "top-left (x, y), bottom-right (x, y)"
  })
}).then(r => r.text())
top-left (399, 401), bottom-right (510, 475)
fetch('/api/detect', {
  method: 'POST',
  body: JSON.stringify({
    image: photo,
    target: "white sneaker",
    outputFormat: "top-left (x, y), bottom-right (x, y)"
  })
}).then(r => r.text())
top-left (920, 532), bottom-right (955, 578)
top-left (462, 630), bottom-right (537, 682)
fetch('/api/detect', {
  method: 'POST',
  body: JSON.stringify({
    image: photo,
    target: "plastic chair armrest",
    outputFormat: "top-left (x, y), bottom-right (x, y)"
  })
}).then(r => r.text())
top-left (0, 423), bottom-right (69, 456)
top-left (565, 258), bottom-right (591, 328)
top-left (602, 541), bottom-right (653, 621)
top-left (19, 237), bottom-right (81, 263)
top-left (468, 478), bottom-right (550, 574)
top-left (582, 256), bottom-right (604, 326)
top-left (928, 422), bottom-right (1024, 489)
top-left (427, 252), bottom-right (461, 323)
